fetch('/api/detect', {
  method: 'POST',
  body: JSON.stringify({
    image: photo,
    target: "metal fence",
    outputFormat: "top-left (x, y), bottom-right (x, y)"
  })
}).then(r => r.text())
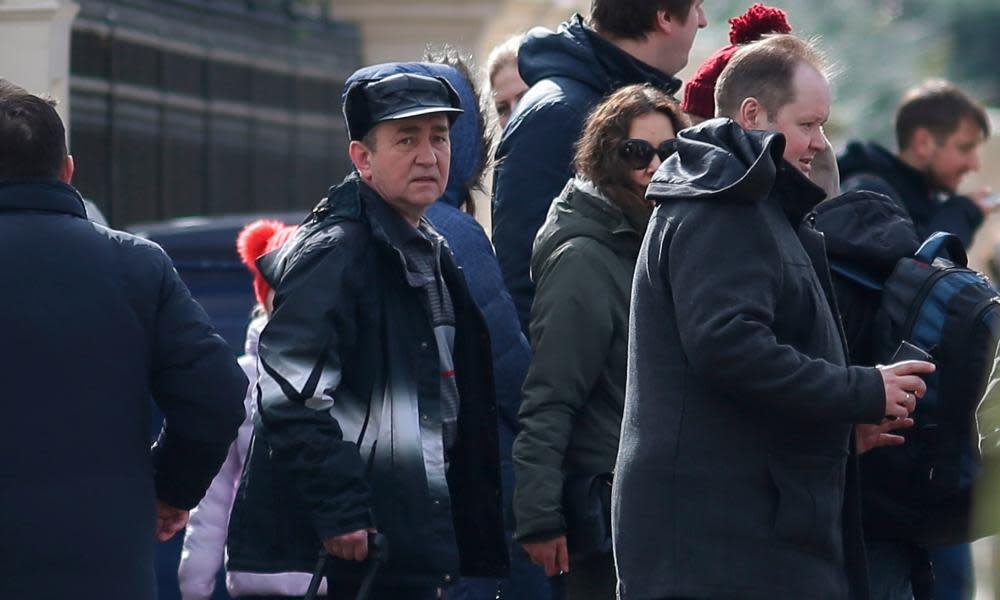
top-left (69, 0), bottom-right (361, 227)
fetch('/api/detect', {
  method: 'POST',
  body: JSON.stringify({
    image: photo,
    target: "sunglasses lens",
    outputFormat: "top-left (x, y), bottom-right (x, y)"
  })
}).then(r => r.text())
top-left (622, 140), bottom-right (655, 170)
top-left (656, 140), bottom-right (675, 161)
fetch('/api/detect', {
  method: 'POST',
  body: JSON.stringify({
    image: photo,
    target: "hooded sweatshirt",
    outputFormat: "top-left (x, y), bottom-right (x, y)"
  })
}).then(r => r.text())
top-left (838, 141), bottom-right (983, 248)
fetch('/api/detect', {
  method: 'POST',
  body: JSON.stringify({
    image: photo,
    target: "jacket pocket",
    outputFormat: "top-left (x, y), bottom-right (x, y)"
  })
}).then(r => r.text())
top-left (767, 453), bottom-right (845, 559)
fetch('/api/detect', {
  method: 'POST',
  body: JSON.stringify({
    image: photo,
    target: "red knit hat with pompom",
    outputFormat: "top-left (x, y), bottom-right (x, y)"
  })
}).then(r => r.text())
top-left (681, 3), bottom-right (792, 120)
top-left (237, 219), bottom-right (297, 306)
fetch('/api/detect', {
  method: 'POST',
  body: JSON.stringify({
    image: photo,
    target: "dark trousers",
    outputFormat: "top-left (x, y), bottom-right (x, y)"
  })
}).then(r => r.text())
top-left (550, 551), bottom-right (616, 600)
top-left (326, 585), bottom-right (440, 600)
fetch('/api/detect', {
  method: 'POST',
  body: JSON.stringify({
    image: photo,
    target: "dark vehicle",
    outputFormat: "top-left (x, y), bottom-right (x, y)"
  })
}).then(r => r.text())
top-left (129, 212), bottom-right (305, 600)
top-left (130, 212), bottom-right (306, 351)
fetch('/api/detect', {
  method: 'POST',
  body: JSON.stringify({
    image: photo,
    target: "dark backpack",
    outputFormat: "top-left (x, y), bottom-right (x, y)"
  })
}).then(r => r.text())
top-left (834, 232), bottom-right (1000, 543)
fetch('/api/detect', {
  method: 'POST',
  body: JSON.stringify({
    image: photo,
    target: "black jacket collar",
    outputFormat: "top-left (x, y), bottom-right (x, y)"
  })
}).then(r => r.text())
top-left (0, 179), bottom-right (87, 218)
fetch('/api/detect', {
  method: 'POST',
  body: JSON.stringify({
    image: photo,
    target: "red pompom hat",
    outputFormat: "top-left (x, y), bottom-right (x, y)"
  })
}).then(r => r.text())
top-left (236, 219), bottom-right (298, 306)
top-left (681, 3), bottom-right (792, 120)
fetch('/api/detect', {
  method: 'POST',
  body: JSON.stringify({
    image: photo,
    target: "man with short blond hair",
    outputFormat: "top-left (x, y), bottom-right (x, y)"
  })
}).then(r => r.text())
top-left (613, 34), bottom-right (934, 599)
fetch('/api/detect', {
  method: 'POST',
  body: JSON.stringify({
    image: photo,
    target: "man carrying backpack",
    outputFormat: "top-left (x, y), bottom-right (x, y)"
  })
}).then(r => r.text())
top-left (815, 170), bottom-right (1000, 600)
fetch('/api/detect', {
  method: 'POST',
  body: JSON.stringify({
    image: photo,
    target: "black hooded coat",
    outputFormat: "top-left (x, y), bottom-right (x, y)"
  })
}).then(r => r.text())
top-left (613, 120), bottom-right (886, 600)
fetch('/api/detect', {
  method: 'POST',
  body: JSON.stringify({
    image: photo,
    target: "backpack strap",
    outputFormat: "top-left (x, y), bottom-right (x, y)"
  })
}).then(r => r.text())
top-left (830, 260), bottom-right (884, 291)
top-left (915, 231), bottom-right (968, 267)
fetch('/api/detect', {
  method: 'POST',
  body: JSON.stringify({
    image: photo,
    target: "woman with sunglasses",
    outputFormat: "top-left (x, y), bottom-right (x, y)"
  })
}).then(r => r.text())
top-left (512, 84), bottom-right (687, 599)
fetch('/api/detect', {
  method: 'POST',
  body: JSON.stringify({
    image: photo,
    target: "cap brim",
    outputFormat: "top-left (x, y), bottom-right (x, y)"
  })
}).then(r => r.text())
top-left (378, 106), bottom-right (464, 122)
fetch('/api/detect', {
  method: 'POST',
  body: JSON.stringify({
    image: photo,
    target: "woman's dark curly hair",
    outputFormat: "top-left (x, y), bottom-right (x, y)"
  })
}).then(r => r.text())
top-left (574, 84), bottom-right (688, 212)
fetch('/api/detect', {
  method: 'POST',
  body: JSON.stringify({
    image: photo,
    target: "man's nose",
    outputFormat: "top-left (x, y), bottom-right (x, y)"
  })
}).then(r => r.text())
top-left (415, 141), bottom-right (437, 165)
top-left (810, 130), bottom-right (827, 152)
top-left (969, 150), bottom-right (982, 172)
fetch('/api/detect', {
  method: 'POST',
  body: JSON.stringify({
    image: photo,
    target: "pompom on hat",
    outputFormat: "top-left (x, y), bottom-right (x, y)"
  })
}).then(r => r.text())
top-left (681, 4), bottom-right (792, 120)
top-left (237, 219), bottom-right (297, 306)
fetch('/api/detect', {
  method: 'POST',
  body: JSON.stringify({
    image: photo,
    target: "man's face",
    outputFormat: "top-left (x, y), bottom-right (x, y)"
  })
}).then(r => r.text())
top-left (659, 0), bottom-right (708, 74)
top-left (352, 114), bottom-right (451, 222)
top-left (760, 63), bottom-right (831, 176)
top-left (923, 118), bottom-right (984, 193)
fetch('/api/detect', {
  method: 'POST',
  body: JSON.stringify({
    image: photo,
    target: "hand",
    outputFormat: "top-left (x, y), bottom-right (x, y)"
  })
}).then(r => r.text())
top-left (968, 187), bottom-right (997, 216)
top-left (155, 500), bottom-right (190, 542)
top-left (877, 360), bottom-right (935, 419)
top-left (856, 417), bottom-right (914, 454)
top-left (522, 535), bottom-right (569, 577)
top-left (323, 528), bottom-right (376, 561)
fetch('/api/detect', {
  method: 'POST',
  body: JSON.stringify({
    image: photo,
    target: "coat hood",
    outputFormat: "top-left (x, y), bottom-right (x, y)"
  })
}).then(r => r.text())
top-left (647, 118), bottom-right (784, 203)
top-left (344, 62), bottom-right (483, 209)
top-left (518, 14), bottom-right (680, 97)
top-left (812, 190), bottom-right (920, 277)
top-left (531, 178), bottom-right (639, 278)
top-left (646, 119), bottom-right (826, 222)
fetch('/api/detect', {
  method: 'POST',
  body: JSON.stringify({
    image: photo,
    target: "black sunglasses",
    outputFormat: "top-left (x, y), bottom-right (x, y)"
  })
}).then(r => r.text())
top-left (619, 138), bottom-right (676, 170)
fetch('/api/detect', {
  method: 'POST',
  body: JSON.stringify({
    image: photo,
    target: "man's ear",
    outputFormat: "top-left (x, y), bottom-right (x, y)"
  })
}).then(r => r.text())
top-left (348, 140), bottom-right (374, 181)
top-left (654, 9), bottom-right (673, 34)
top-left (60, 155), bottom-right (74, 184)
top-left (736, 97), bottom-right (765, 130)
top-left (910, 127), bottom-right (936, 158)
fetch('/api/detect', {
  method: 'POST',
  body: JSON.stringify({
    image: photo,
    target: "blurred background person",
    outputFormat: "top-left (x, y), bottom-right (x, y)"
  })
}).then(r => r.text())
top-left (839, 80), bottom-right (995, 249)
top-left (486, 33), bottom-right (529, 130)
top-left (513, 84), bottom-right (687, 599)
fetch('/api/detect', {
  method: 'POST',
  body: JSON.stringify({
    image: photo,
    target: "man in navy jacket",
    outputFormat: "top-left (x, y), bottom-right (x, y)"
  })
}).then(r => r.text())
top-left (0, 87), bottom-right (246, 600)
top-left (492, 0), bottom-right (707, 333)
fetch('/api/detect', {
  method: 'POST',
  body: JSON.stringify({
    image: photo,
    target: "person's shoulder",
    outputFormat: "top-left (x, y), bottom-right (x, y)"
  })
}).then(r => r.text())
top-left (278, 217), bottom-right (374, 284)
top-left (539, 235), bottom-right (616, 278)
top-left (95, 225), bottom-right (174, 269)
top-left (503, 78), bottom-right (595, 138)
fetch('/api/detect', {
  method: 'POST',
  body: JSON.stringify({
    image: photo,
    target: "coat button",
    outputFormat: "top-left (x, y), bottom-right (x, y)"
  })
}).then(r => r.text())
top-left (443, 574), bottom-right (452, 583)
top-left (420, 341), bottom-right (429, 350)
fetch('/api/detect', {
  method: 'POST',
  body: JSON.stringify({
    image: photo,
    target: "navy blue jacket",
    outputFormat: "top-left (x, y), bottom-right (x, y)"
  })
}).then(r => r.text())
top-left (838, 141), bottom-right (984, 248)
top-left (0, 180), bottom-right (247, 600)
top-left (492, 14), bottom-right (680, 332)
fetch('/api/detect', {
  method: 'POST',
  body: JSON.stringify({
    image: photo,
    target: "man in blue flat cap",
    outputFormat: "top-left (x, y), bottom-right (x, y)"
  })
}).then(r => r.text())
top-left (227, 72), bottom-right (508, 599)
